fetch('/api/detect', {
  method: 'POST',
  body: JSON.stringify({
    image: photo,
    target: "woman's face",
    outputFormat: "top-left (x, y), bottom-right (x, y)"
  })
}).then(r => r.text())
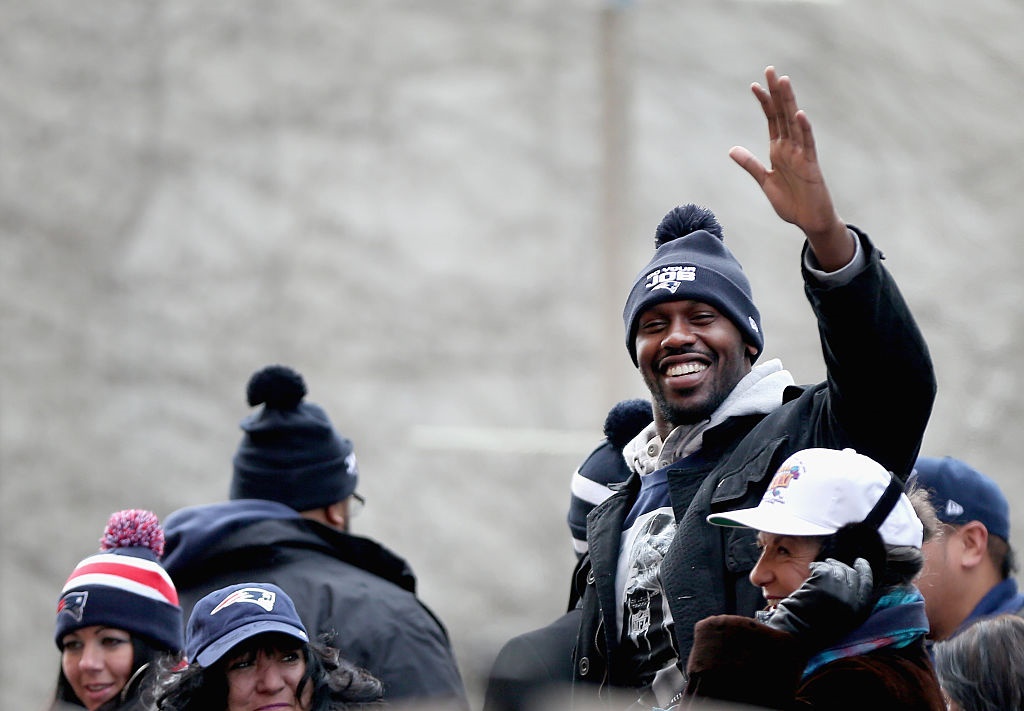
top-left (224, 640), bottom-right (312, 711)
top-left (749, 533), bottom-right (823, 609)
top-left (60, 625), bottom-right (135, 711)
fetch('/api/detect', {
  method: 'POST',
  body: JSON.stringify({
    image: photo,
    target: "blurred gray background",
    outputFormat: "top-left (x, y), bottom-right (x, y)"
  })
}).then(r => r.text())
top-left (3, 0), bottom-right (1023, 708)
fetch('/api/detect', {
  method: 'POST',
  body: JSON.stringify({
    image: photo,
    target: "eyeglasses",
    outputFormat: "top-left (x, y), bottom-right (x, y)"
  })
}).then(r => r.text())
top-left (349, 492), bottom-right (366, 518)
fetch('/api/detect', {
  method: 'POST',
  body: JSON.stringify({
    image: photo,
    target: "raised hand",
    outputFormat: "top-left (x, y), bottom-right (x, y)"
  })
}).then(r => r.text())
top-left (730, 66), bottom-right (853, 270)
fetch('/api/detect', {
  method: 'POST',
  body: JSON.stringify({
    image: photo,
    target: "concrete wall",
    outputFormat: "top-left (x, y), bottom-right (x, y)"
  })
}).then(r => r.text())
top-left (3, 0), bottom-right (1024, 707)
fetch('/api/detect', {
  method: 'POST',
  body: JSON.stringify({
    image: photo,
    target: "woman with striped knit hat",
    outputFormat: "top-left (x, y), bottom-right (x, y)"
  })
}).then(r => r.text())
top-left (51, 509), bottom-right (184, 711)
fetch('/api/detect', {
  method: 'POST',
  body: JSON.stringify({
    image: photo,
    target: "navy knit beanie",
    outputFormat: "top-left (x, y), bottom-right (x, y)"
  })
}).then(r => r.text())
top-left (231, 365), bottom-right (359, 512)
top-left (622, 204), bottom-right (763, 366)
top-left (55, 510), bottom-right (183, 653)
top-left (567, 399), bottom-right (653, 555)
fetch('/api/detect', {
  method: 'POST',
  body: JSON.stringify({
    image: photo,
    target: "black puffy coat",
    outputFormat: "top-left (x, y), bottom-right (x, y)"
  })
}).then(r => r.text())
top-left (163, 499), bottom-right (468, 709)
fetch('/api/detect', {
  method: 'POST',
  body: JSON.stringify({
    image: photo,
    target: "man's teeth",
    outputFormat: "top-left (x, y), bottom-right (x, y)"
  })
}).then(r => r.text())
top-left (666, 362), bottom-right (708, 377)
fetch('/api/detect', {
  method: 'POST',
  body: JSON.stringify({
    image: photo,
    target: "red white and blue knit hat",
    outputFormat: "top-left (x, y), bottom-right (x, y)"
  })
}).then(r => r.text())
top-left (55, 509), bottom-right (184, 653)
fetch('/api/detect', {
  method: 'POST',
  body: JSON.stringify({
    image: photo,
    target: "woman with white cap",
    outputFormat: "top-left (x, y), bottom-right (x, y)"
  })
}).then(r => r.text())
top-left (155, 582), bottom-right (383, 711)
top-left (681, 447), bottom-right (946, 709)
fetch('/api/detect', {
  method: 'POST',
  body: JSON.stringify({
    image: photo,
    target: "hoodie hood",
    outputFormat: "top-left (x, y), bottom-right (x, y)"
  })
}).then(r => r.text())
top-left (162, 499), bottom-right (416, 593)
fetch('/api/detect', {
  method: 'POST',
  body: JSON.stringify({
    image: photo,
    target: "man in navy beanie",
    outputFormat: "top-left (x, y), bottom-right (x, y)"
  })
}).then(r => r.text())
top-left (161, 364), bottom-right (468, 710)
top-left (525, 66), bottom-right (937, 710)
top-left (913, 456), bottom-right (1024, 642)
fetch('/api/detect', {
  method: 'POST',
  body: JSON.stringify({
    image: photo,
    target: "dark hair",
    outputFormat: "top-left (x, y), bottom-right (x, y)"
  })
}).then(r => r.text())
top-left (988, 534), bottom-right (1018, 580)
top-left (873, 486), bottom-right (938, 587)
top-left (156, 634), bottom-right (383, 711)
top-left (52, 635), bottom-right (173, 711)
top-left (933, 614), bottom-right (1024, 711)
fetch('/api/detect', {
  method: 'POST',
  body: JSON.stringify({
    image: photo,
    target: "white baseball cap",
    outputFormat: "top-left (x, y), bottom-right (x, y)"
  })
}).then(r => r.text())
top-left (707, 448), bottom-right (923, 548)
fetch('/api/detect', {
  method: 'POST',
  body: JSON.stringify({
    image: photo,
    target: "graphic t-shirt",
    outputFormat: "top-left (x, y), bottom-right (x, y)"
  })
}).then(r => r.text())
top-left (613, 359), bottom-right (798, 702)
top-left (617, 468), bottom-right (676, 675)
top-left (616, 464), bottom-right (681, 690)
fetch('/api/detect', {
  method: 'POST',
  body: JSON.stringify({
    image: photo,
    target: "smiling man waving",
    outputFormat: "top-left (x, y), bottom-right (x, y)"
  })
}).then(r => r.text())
top-left (566, 66), bottom-right (937, 709)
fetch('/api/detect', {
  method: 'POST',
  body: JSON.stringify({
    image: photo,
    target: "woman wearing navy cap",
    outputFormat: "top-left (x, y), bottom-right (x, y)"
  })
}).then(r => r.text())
top-left (51, 509), bottom-right (184, 711)
top-left (156, 582), bottom-right (383, 711)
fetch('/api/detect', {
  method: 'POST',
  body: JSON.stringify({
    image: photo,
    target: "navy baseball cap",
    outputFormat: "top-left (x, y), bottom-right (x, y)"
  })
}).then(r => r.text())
top-left (911, 456), bottom-right (1010, 541)
top-left (186, 582), bottom-right (309, 667)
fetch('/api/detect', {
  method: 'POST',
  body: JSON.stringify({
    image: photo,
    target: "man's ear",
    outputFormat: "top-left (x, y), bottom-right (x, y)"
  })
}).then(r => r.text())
top-left (323, 500), bottom-right (347, 528)
top-left (958, 521), bottom-right (989, 569)
top-left (746, 343), bottom-right (758, 362)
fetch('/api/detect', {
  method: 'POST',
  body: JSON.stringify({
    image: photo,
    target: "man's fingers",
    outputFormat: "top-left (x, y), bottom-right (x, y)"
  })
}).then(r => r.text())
top-left (729, 146), bottom-right (766, 186)
top-left (751, 82), bottom-right (779, 142)
top-left (774, 74), bottom-right (803, 145)
top-left (795, 111), bottom-right (818, 161)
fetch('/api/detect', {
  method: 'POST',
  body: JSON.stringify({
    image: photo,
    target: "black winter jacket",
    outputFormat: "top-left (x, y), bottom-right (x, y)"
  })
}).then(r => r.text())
top-left (162, 499), bottom-right (469, 709)
top-left (570, 230), bottom-right (936, 703)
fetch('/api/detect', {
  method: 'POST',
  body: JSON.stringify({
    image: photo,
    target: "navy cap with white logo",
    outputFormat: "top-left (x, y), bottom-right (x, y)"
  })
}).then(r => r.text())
top-left (186, 582), bottom-right (309, 668)
top-left (911, 456), bottom-right (1010, 541)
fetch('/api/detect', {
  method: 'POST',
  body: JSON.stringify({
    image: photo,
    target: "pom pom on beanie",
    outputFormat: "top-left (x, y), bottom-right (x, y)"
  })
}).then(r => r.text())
top-left (231, 364), bottom-right (359, 512)
top-left (246, 364), bottom-right (307, 409)
top-left (654, 204), bottom-right (724, 247)
top-left (623, 204), bottom-right (763, 366)
top-left (55, 510), bottom-right (183, 653)
top-left (567, 399), bottom-right (654, 556)
top-left (603, 399), bottom-right (654, 449)
top-left (100, 508), bottom-right (165, 557)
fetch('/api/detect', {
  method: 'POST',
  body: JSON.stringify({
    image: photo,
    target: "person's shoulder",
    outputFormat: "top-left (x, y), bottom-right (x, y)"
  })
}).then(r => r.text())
top-left (806, 642), bottom-right (941, 706)
top-left (163, 500), bottom-right (303, 570)
top-left (165, 498), bottom-right (297, 533)
top-left (262, 528), bottom-right (432, 606)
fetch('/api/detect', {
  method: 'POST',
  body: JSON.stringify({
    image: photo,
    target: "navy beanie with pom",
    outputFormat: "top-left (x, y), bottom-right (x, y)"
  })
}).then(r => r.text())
top-left (55, 510), bottom-right (183, 653)
top-left (568, 399), bottom-right (654, 557)
top-left (622, 204), bottom-right (763, 365)
top-left (231, 365), bottom-right (359, 512)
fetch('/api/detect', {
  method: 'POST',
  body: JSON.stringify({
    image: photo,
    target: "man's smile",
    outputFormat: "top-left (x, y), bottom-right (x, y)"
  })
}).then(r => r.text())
top-left (664, 361), bottom-right (709, 378)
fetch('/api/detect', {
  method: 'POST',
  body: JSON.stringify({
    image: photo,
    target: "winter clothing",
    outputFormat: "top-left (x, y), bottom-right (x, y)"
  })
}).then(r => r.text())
top-left (623, 205), bottom-right (763, 365)
top-left (162, 499), bottom-right (468, 709)
top-left (231, 365), bottom-right (359, 510)
top-left (483, 609), bottom-right (581, 711)
top-left (683, 587), bottom-right (945, 709)
top-left (52, 511), bottom-right (182, 711)
top-left (568, 399), bottom-right (653, 557)
top-left (55, 509), bottom-right (183, 653)
top-left (569, 228), bottom-right (935, 703)
top-left (954, 577), bottom-right (1024, 636)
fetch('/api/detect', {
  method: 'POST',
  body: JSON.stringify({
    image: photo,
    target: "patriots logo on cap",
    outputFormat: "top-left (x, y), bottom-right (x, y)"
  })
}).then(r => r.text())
top-left (57, 591), bottom-right (88, 622)
top-left (945, 500), bottom-right (965, 517)
top-left (210, 587), bottom-right (276, 615)
top-left (645, 265), bottom-right (696, 295)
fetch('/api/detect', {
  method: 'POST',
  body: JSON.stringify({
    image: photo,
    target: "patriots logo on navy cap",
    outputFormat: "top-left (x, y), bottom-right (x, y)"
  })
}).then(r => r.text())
top-left (210, 587), bottom-right (276, 614)
top-left (57, 591), bottom-right (89, 622)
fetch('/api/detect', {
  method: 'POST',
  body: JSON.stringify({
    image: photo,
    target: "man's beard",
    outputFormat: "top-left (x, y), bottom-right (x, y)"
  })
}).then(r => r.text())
top-left (651, 388), bottom-right (721, 427)
top-left (643, 354), bottom-right (739, 428)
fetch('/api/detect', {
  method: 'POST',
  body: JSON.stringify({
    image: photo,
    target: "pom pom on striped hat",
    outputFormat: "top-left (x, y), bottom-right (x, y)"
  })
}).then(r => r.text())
top-left (55, 509), bottom-right (183, 653)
